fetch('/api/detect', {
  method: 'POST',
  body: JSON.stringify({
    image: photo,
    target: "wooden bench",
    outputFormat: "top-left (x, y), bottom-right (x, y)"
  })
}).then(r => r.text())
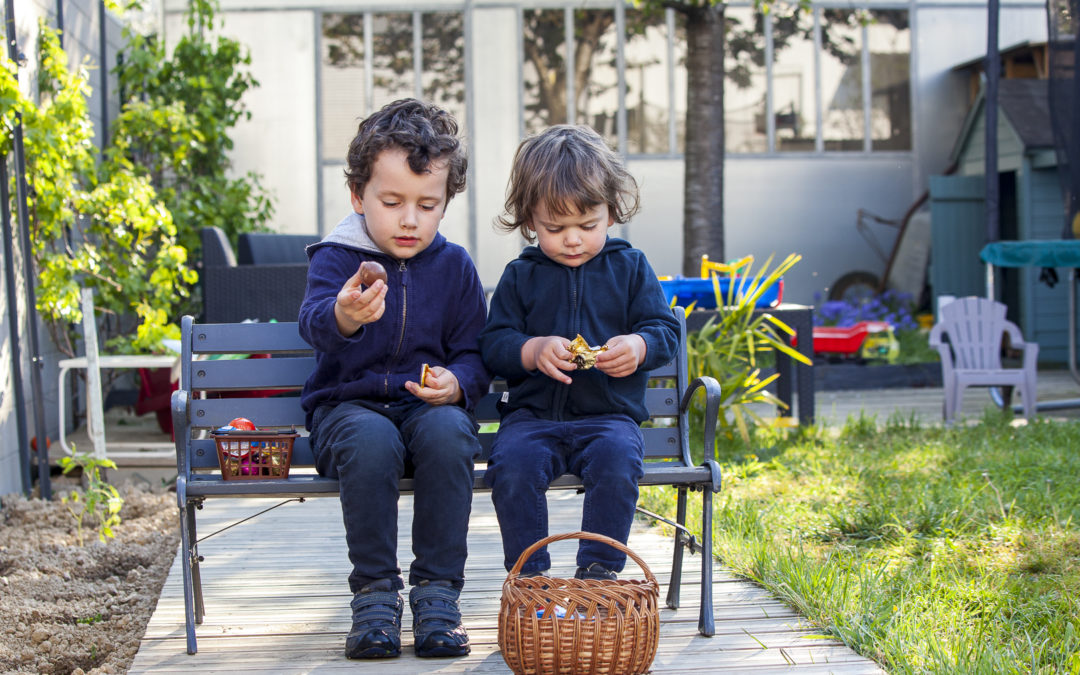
top-left (171, 310), bottom-right (722, 655)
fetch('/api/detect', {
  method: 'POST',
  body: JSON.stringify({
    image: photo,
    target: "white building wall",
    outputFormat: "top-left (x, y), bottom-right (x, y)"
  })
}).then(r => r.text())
top-left (155, 0), bottom-right (1051, 305)
top-left (469, 6), bottom-right (523, 288)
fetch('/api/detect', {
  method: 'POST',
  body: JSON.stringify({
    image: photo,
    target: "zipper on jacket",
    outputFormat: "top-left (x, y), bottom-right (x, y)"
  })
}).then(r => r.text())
top-left (553, 265), bottom-right (580, 421)
top-left (384, 260), bottom-right (409, 396)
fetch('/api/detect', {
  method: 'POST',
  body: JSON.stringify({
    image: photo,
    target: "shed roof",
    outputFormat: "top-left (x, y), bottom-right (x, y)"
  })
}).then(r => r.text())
top-left (949, 78), bottom-right (1054, 164)
top-left (998, 79), bottom-right (1054, 149)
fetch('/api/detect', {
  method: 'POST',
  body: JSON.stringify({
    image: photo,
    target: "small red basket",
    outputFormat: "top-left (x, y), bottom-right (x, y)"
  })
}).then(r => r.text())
top-left (211, 429), bottom-right (297, 480)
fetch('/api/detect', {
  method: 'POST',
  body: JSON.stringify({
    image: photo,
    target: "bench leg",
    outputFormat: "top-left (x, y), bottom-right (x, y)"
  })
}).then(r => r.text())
top-left (180, 501), bottom-right (199, 654)
top-left (188, 502), bottom-right (206, 624)
top-left (666, 487), bottom-right (688, 609)
top-left (698, 487), bottom-right (715, 637)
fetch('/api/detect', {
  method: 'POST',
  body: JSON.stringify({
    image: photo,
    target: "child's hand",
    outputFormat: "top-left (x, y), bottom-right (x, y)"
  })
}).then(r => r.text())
top-left (334, 267), bottom-right (388, 336)
top-left (595, 334), bottom-right (646, 378)
top-left (406, 366), bottom-right (463, 405)
top-left (522, 336), bottom-right (576, 385)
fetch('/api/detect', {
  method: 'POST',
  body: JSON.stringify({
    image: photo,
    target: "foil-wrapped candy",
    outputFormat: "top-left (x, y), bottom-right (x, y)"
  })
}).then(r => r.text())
top-left (568, 334), bottom-right (608, 369)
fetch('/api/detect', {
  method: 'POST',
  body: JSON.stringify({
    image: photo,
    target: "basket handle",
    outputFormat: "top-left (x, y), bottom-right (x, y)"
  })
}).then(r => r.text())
top-left (508, 531), bottom-right (657, 586)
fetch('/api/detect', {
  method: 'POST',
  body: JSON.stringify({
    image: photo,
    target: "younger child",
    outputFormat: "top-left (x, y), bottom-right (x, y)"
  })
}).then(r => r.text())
top-left (299, 99), bottom-right (489, 659)
top-left (479, 125), bottom-right (679, 580)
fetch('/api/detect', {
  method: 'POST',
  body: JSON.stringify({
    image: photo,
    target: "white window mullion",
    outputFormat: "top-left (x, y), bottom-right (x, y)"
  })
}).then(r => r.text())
top-left (363, 13), bottom-right (373, 116)
top-left (813, 6), bottom-right (824, 153)
top-left (565, 6), bottom-right (575, 125)
top-left (615, 0), bottom-right (627, 155)
top-left (517, 6), bottom-right (525, 140)
top-left (413, 12), bottom-right (423, 100)
top-left (465, 0), bottom-right (477, 258)
top-left (765, 10), bottom-right (775, 153)
top-left (666, 7), bottom-right (676, 154)
top-left (861, 18), bottom-right (871, 153)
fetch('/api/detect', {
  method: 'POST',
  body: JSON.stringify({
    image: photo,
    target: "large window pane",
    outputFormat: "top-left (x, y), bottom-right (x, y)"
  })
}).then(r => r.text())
top-left (523, 9), bottom-right (567, 134)
top-left (575, 9), bottom-right (618, 148)
top-left (773, 8), bottom-right (816, 152)
top-left (821, 8), bottom-right (864, 151)
top-left (371, 13), bottom-right (414, 111)
top-left (321, 13), bottom-right (366, 161)
top-left (422, 12), bottom-right (466, 131)
top-left (868, 10), bottom-right (911, 151)
top-left (625, 8), bottom-right (672, 154)
top-left (725, 7), bottom-right (767, 153)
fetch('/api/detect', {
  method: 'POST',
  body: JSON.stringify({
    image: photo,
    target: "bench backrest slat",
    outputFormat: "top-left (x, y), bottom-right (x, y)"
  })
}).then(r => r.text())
top-left (192, 356), bottom-right (314, 390)
top-left (178, 313), bottom-right (692, 470)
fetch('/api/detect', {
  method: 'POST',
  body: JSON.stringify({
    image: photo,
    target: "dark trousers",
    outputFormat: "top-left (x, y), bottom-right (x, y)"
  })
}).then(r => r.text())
top-left (309, 400), bottom-right (479, 593)
top-left (483, 408), bottom-right (645, 574)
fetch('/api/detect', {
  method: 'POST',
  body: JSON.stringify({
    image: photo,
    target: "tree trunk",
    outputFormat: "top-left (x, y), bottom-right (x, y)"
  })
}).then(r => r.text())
top-left (682, 5), bottom-right (726, 276)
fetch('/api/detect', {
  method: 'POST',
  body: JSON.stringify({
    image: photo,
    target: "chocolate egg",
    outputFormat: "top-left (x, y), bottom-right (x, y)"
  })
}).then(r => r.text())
top-left (359, 260), bottom-right (388, 287)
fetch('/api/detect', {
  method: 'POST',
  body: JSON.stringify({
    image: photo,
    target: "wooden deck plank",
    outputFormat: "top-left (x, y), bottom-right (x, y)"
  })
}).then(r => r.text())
top-left (131, 493), bottom-right (883, 673)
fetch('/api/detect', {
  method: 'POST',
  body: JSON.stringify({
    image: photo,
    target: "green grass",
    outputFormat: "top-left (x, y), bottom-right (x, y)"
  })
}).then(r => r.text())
top-left (639, 411), bottom-right (1080, 674)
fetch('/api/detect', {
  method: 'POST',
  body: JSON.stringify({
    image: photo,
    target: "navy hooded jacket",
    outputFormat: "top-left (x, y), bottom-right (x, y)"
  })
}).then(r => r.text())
top-left (479, 237), bottom-right (679, 423)
top-left (299, 212), bottom-right (490, 428)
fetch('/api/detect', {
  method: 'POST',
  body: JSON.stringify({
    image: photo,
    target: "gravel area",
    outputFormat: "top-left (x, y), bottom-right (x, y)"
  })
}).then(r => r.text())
top-left (0, 479), bottom-right (177, 674)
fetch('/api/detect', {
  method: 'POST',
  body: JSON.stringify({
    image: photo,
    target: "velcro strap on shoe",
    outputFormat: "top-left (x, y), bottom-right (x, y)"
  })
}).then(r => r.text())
top-left (351, 591), bottom-right (404, 623)
top-left (352, 591), bottom-right (403, 609)
top-left (411, 584), bottom-right (463, 625)
top-left (410, 584), bottom-right (459, 604)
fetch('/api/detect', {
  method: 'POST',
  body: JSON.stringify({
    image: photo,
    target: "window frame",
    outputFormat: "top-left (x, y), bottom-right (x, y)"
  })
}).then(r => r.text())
top-left (512, 0), bottom-right (913, 159)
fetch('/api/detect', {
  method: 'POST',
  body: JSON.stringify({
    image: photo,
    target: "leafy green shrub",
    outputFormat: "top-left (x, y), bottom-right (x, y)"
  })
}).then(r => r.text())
top-left (3, 21), bottom-right (195, 357)
top-left (3, 0), bottom-right (272, 358)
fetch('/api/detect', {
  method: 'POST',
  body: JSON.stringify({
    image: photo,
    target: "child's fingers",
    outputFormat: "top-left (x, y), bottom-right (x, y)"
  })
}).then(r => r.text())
top-left (343, 266), bottom-right (365, 291)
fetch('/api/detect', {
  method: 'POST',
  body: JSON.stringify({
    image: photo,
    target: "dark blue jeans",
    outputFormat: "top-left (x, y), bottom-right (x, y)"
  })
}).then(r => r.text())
top-left (309, 400), bottom-right (480, 593)
top-left (483, 409), bottom-right (645, 574)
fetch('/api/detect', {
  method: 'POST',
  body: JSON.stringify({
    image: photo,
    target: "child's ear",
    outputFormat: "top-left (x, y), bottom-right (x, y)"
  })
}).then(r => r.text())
top-left (350, 191), bottom-right (364, 215)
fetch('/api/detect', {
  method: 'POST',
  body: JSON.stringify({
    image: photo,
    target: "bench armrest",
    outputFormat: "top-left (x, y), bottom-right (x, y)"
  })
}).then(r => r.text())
top-left (172, 389), bottom-right (191, 473)
top-left (680, 375), bottom-right (722, 492)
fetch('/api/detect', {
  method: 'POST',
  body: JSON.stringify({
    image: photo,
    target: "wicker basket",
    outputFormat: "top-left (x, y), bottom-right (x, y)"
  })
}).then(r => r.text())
top-left (498, 531), bottom-right (660, 675)
top-left (211, 429), bottom-right (297, 480)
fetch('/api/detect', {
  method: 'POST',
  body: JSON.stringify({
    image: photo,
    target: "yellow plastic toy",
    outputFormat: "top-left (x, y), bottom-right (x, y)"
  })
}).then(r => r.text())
top-left (699, 254), bottom-right (754, 279)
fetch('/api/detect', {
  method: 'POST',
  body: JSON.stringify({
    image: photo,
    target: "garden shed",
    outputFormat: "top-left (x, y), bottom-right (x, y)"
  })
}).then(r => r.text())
top-left (928, 78), bottom-right (1072, 363)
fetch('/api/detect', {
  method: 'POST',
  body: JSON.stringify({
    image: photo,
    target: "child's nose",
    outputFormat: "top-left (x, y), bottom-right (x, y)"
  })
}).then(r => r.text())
top-left (401, 205), bottom-right (418, 228)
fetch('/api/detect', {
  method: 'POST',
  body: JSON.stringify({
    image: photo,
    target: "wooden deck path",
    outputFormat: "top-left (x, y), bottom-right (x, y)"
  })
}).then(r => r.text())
top-left (130, 491), bottom-right (883, 674)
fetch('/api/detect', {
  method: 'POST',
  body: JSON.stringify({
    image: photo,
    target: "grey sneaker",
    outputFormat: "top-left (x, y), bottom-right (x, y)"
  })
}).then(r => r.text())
top-left (345, 579), bottom-right (403, 659)
top-left (574, 562), bottom-right (617, 581)
top-left (409, 580), bottom-right (470, 657)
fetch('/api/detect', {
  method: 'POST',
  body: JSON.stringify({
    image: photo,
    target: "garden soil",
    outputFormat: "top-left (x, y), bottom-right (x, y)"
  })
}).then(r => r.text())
top-left (0, 479), bottom-right (178, 674)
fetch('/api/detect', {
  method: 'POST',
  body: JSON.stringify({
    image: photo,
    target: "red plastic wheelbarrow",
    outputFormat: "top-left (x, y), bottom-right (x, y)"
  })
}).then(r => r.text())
top-left (792, 321), bottom-right (899, 360)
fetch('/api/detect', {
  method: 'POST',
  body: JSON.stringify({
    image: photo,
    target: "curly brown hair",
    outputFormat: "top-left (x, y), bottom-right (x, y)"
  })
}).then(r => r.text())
top-left (344, 98), bottom-right (468, 203)
top-left (496, 125), bottom-right (639, 242)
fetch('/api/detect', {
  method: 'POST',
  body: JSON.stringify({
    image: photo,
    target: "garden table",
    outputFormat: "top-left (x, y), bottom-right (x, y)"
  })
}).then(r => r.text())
top-left (980, 240), bottom-right (1080, 410)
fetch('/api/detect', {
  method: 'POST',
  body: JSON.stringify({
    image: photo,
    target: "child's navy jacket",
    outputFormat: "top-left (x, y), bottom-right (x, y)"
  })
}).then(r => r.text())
top-left (299, 213), bottom-right (490, 428)
top-left (479, 237), bottom-right (679, 424)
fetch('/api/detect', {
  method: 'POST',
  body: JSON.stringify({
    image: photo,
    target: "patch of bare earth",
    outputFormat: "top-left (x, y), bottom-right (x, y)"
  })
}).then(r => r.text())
top-left (0, 480), bottom-right (178, 674)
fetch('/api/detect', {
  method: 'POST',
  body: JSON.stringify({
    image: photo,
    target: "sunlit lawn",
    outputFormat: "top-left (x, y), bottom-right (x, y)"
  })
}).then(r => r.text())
top-left (640, 411), bottom-right (1080, 673)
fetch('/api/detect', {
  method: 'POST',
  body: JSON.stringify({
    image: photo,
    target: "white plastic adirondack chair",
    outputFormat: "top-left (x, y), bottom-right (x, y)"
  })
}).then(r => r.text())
top-left (928, 296), bottom-right (1038, 424)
